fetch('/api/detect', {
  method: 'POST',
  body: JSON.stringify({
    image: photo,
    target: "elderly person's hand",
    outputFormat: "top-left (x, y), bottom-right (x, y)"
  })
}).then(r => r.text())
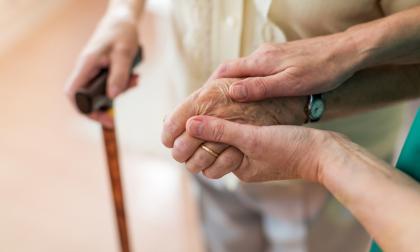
top-left (65, 4), bottom-right (141, 128)
top-left (210, 33), bottom-right (362, 101)
top-left (162, 78), bottom-right (306, 179)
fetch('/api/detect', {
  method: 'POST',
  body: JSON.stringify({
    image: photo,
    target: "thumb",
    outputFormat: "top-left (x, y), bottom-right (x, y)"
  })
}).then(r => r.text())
top-left (228, 67), bottom-right (316, 102)
top-left (228, 74), bottom-right (286, 102)
top-left (186, 116), bottom-right (255, 150)
top-left (209, 56), bottom-right (267, 80)
top-left (107, 47), bottom-right (136, 98)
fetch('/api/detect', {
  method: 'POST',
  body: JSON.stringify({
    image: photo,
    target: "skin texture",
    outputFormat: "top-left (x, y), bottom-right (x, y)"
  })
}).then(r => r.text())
top-left (209, 33), bottom-right (361, 100)
top-left (318, 132), bottom-right (420, 252)
top-left (169, 7), bottom-right (420, 177)
top-left (186, 115), bottom-right (420, 252)
top-left (209, 6), bottom-right (420, 102)
top-left (162, 78), bottom-right (306, 179)
top-left (186, 116), bottom-right (322, 182)
top-left (166, 62), bottom-right (420, 179)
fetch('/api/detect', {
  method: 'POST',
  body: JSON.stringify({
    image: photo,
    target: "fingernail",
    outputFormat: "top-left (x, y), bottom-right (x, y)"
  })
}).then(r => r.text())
top-left (189, 117), bottom-right (204, 136)
top-left (230, 84), bottom-right (248, 100)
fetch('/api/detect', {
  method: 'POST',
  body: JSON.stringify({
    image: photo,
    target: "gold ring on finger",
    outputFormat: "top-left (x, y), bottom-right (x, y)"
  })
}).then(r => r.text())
top-left (200, 144), bottom-right (220, 158)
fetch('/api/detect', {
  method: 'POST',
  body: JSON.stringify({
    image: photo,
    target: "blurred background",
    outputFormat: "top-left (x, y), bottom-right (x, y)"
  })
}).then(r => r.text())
top-left (0, 1), bottom-right (419, 252)
top-left (0, 0), bottom-right (203, 251)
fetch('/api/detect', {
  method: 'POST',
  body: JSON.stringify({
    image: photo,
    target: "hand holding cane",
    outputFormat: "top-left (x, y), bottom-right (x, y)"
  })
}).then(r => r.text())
top-left (74, 48), bottom-right (142, 252)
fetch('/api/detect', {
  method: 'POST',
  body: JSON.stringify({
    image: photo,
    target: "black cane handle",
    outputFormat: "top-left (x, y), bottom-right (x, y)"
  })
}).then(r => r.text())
top-left (75, 47), bottom-right (142, 114)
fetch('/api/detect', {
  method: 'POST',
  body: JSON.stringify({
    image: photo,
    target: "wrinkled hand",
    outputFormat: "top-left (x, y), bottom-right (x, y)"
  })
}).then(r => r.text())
top-left (162, 78), bottom-right (306, 179)
top-left (65, 10), bottom-right (140, 128)
top-left (211, 33), bottom-right (363, 101)
top-left (185, 115), bottom-right (326, 182)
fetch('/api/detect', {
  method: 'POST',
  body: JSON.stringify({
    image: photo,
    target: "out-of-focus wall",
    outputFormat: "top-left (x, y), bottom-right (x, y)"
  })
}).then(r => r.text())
top-left (0, 0), bottom-right (69, 54)
top-left (0, 1), bottom-right (204, 251)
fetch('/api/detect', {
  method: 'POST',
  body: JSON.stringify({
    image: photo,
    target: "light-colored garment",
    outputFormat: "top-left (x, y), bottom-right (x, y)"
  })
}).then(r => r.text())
top-left (170, 0), bottom-right (416, 158)
top-left (168, 0), bottom-right (418, 251)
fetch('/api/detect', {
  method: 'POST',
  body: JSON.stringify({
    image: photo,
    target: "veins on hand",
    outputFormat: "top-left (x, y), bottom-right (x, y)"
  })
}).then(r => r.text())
top-left (192, 78), bottom-right (306, 126)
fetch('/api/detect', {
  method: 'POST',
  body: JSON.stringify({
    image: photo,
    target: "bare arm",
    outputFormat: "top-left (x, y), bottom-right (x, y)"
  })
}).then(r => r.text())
top-left (320, 133), bottom-right (420, 252)
top-left (162, 66), bottom-right (420, 177)
top-left (351, 5), bottom-right (420, 67)
top-left (183, 116), bottom-right (420, 252)
top-left (209, 5), bottom-right (420, 105)
top-left (323, 64), bottom-right (420, 119)
top-left (162, 4), bottom-right (420, 178)
top-left (325, 5), bottom-right (420, 118)
top-left (65, 0), bottom-right (146, 127)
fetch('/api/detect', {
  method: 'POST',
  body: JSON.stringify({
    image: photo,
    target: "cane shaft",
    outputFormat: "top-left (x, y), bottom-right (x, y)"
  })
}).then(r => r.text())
top-left (74, 48), bottom-right (141, 252)
top-left (102, 125), bottom-right (131, 252)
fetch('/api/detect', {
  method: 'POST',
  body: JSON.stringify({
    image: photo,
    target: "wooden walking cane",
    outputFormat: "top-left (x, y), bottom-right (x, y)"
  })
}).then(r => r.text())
top-left (74, 49), bottom-right (142, 252)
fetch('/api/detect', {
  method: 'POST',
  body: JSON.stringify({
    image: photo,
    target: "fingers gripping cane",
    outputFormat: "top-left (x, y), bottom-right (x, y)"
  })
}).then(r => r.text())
top-left (74, 48), bottom-right (142, 252)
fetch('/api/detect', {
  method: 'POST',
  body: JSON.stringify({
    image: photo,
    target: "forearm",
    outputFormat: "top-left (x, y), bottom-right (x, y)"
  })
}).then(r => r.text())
top-left (323, 64), bottom-right (420, 119)
top-left (348, 5), bottom-right (420, 68)
top-left (320, 134), bottom-right (420, 251)
top-left (322, 6), bottom-right (420, 120)
top-left (106, 0), bottom-right (146, 20)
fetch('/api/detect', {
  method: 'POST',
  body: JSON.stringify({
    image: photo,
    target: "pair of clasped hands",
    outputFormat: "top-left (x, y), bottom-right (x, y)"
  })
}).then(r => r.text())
top-left (66, 23), bottom-right (361, 185)
top-left (64, 11), bottom-right (374, 184)
top-left (160, 36), bottom-right (358, 183)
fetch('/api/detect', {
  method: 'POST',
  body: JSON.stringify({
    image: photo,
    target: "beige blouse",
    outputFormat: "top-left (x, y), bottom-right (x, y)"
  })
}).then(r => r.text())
top-left (166, 2), bottom-right (418, 250)
top-left (170, 0), bottom-right (420, 160)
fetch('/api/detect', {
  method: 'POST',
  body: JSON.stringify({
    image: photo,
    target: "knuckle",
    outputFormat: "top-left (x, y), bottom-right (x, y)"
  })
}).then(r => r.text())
top-left (79, 52), bottom-right (100, 65)
top-left (79, 52), bottom-right (95, 61)
top-left (64, 86), bottom-right (73, 98)
top-left (114, 43), bottom-right (133, 57)
top-left (219, 153), bottom-right (238, 168)
top-left (243, 129), bottom-right (261, 155)
top-left (236, 165), bottom-right (258, 183)
top-left (163, 118), bottom-right (176, 135)
top-left (259, 43), bottom-right (276, 53)
top-left (185, 161), bottom-right (203, 174)
top-left (203, 168), bottom-right (223, 179)
top-left (236, 172), bottom-right (253, 183)
top-left (171, 139), bottom-right (188, 162)
top-left (282, 67), bottom-right (301, 87)
top-left (171, 148), bottom-right (185, 163)
top-left (253, 78), bottom-right (269, 99)
top-left (215, 61), bottom-right (230, 76)
top-left (194, 152), bottom-right (213, 170)
top-left (109, 76), bottom-right (124, 87)
top-left (211, 123), bottom-right (225, 142)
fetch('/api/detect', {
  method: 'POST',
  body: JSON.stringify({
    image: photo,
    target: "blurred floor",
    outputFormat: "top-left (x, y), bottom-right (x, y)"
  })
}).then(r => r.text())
top-left (0, 1), bottom-right (203, 252)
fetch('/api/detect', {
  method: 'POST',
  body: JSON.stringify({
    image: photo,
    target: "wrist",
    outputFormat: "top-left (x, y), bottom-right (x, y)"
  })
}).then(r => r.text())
top-left (298, 129), bottom-right (335, 183)
top-left (315, 131), bottom-right (350, 187)
top-left (105, 1), bottom-right (143, 22)
top-left (332, 30), bottom-right (369, 74)
top-left (344, 21), bottom-right (390, 69)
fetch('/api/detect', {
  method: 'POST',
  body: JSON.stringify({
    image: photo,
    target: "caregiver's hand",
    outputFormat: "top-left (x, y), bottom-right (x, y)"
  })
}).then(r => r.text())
top-left (162, 78), bottom-right (306, 179)
top-left (65, 5), bottom-right (140, 128)
top-left (211, 33), bottom-right (362, 102)
top-left (187, 115), bottom-right (420, 252)
top-left (185, 115), bottom-right (324, 182)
